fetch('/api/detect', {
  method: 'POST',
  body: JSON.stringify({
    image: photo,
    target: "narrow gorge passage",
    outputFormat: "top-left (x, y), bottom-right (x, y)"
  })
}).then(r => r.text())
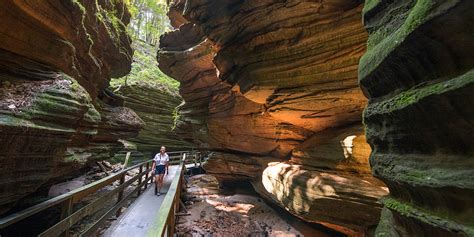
top-left (0, 0), bottom-right (473, 237)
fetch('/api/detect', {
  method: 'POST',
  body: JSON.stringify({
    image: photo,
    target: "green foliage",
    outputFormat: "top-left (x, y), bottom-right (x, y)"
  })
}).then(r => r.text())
top-left (110, 40), bottom-right (179, 91)
top-left (125, 0), bottom-right (170, 45)
top-left (171, 105), bottom-right (180, 131)
top-left (110, 0), bottom-right (179, 97)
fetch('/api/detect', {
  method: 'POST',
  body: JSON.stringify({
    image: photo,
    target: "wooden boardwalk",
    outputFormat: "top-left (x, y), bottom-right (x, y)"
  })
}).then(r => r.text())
top-left (103, 165), bottom-right (180, 237)
top-left (0, 151), bottom-right (199, 236)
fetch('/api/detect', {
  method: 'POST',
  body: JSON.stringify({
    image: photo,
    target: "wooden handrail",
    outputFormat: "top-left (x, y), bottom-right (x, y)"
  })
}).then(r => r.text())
top-left (39, 168), bottom-right (151, 237)
top-left (0, 150), bottom-right (196, 236)
top-left (147, 153), bottom-right (187, 237)
top-left (0, 159), bottom-right (152, 229)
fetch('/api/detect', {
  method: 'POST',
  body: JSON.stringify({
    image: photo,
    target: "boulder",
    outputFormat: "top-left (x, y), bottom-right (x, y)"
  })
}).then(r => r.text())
top-left (253, 162), bottom-right (388, 235)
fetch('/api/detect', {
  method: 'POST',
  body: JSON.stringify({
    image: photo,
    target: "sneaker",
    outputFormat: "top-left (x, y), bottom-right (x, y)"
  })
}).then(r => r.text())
top-left (157, 192), bottom-right (161, 196)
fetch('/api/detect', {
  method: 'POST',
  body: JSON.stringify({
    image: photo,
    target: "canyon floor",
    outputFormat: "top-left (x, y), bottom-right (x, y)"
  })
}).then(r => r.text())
top-left (177, 174), bottom-right (342, 237)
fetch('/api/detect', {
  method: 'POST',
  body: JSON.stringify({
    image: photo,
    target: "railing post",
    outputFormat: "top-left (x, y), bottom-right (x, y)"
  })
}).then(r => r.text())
top-left (123, 151), bottom-right (131, 169)
top-left (194, 153), bottom-right (197, 167)
top-left (60, 198), bottom-right (73, 237)
top-left (145, 162), bottom-right (150, 189)
top-left (138, 164), bottom-right (143, 196)
top-left (116, 173), bottom-right (125, 217)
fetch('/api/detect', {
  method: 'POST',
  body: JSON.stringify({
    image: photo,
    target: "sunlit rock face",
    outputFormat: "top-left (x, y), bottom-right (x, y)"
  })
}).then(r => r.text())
top-left (202, 152), bottom-right (284, 182)
top-left (255, 162), bottom-right (388, 235)
top-left (253, 123), bottom-right (388, 235)
top-left (159, 24), bottom-right (314, 157)
top-left (291, 123), bottom-right (373, 173)
top-left (159, 0), bottom-right (388, 234)
top-left (0, 0), bottom-right (140, 214)
top-left (360, 0), bottom-right (474, 236)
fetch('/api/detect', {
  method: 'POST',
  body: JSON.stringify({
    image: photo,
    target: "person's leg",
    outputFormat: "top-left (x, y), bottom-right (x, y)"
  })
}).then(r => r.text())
top-left (154, 174), bottom-right (160, 195)
top-left (158, 173), bottom-right (165, 193)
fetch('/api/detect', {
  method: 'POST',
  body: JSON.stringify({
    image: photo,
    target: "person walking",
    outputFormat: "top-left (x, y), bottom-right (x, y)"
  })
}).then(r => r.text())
top-left (152, 146), bottom-right (169, 196)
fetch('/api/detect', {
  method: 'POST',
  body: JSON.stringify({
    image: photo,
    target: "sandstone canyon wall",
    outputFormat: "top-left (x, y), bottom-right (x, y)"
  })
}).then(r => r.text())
top-left (158, 0), bottom-right (389, 235)
top-left (360, 0), bottom-right (474, 236)
top-left (116, 84), bottom-right (194, 156)
top-left (110, 40), bottom-right (194, 157)
top-left (0, 0), bottom-right (142, 214)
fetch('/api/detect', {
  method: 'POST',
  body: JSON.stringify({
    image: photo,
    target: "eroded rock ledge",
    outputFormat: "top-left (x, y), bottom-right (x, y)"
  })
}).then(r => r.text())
top-left (158, 0), bottom-right (388, 235)
top-left (115, 84), bottom-right (194, 155)
top-left (360, 1), bottom-right (474, 236)
top-left (0, 0), bottom-right (141, 214)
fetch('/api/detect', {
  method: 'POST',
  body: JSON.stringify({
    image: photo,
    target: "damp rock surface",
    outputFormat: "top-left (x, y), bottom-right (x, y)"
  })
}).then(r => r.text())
top-left (360, 0), bottom-right (474, 236)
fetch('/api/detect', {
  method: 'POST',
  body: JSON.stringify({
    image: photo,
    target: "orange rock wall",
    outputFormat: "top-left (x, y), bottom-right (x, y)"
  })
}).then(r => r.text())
top-left (158, 0), bottom-right (388, 234)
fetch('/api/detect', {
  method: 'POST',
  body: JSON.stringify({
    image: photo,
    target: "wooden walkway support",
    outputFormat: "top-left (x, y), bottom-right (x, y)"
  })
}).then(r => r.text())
top-left (103, 165), bottom-right (183, 237)
top-left (0, 151), bottom-right (198, 236)
top-left (147, 153), bottom-right (188, 237)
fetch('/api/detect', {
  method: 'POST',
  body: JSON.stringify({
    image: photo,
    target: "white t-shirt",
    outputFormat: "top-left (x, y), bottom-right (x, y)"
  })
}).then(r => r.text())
top-left (154, 153), bottom-right (169, 165)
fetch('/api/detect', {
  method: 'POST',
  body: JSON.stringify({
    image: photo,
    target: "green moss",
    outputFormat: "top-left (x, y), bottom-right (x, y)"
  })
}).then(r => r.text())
top-left (363, 0), bottom-right (381, 15)
top-left (0, 112), bottom-right (77, 133)
top-left (72, 0), bottom-right (86, 14)
top-left (0, 115), bottom-right (31, 127)
top-left (84, 105), bottom-right (101, 123)
top-left (171, 105), bottom-right (180, 131)
top-left (382, 197), bottom-right (474, 235)
top-left (63, 150), bottom-right (92, 164)
top-left (359, 0), bottom-right (436, 81)
top-left (71, 0), bottom-right (95, 54)
top-left (69, 79), bottom-right (92, 102)
top-left (375, 208), bottom-right (400, 236)
top-left (365, 69), bottom-right (474, 116)
top-left (106, 10), bottom-right (125, 34)
top-left (95, 0), bottom-right (129, 43)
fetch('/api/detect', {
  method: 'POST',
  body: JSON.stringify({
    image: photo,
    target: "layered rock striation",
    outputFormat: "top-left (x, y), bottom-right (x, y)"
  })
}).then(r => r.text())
top-left (158, 0), bottom-right (388, 234)
top-left (110, 40), bottom-right (194, 157)
top-left (0, 0), bottom-right (132, 97)
top-left (360, 1), bottom-right (474, 236)
top-left (0, 0), bottom-right (141, 214)
top-left (115, 84), bottom-right (194, 156)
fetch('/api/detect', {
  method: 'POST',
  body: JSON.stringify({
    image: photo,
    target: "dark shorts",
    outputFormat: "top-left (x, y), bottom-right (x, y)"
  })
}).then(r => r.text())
top-left (155, 165), bottom-right (166, 175)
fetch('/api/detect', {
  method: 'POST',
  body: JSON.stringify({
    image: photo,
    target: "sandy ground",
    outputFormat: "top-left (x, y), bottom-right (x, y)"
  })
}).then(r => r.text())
top-left (176, 174), bottom-right (303, 237)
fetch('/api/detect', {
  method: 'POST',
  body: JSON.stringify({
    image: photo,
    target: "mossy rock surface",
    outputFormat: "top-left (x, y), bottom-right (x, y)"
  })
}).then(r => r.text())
top-left (360, 0), bottom-right (474, 235)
